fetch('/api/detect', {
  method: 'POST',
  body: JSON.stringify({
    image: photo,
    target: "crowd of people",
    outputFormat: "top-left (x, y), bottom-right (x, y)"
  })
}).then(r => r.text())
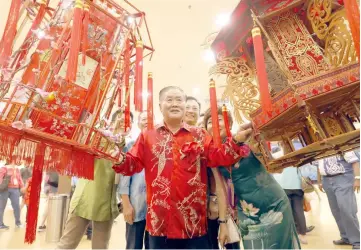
top-left (0, 85), bottom-right (359, 249)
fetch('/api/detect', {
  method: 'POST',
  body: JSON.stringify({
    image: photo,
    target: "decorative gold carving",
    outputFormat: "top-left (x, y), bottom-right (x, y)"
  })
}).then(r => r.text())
top-left (307, 0), bottom-right (358, 66)
top-left (321, 114), bottom-right (344, 136)
top-left (209, 57), bottom-right (260, 123)
top-left (306, 114), bottom-right (319, 134)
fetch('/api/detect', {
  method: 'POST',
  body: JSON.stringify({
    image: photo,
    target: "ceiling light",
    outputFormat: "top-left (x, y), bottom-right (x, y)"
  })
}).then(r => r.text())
top-left (215, 13), bottom-right (230, 29)
top-left (203, 49), bottom-right (215, 63)
top-left (127, 16), bottom-right (135, 24)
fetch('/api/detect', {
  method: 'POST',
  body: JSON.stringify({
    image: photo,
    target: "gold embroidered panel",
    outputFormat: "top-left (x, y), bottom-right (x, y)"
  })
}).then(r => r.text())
top-left (264, 11), bottom-right (330, 82)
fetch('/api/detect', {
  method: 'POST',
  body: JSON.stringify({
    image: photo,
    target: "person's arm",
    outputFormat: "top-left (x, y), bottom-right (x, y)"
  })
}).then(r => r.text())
top-left (317, 162), bottom-right (324, 192)
top-left (113, 133), bottom-right (145, 176)
top-left (204, 130), bottom-right (251, 168)
top-left (117, 175), bottom-right (135, 224)
top-left (211, 168), bottom-right (229, 247)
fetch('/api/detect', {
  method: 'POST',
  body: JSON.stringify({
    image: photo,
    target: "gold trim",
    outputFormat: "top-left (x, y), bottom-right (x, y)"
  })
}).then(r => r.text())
top-left (222, 105), bottom-right (228, 112)
top-left (75, 0), bottom-right (83, 9)
top-left (136, 40), bottom-right (143, 47)
top-left (252, 27), bottom-right (261, 37)
top-left (209, 79), bottom-right (216, 88)
top-left (148, 72), bottom-right (153, 78)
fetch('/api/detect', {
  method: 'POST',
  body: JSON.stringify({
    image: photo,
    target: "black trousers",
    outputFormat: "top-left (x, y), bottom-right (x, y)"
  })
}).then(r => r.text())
top-left (125, 220), bottom-right (149, 249)
top-left (149, 234), bottom-right (210, 249)
top-left (285, 189), bottom-right (307, 235)
top-left (207, 218), bottom-right (241, 249)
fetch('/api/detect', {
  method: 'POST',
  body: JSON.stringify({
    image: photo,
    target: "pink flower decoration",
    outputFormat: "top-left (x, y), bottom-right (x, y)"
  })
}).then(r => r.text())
top-left (239, 145), bottom-right (250, 157)
top-left (12, 121), bottom-right (24, 130)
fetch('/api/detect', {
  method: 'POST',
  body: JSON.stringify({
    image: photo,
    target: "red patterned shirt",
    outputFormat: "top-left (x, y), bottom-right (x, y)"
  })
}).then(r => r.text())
top-left (113, 122), bottom-right (246, 239)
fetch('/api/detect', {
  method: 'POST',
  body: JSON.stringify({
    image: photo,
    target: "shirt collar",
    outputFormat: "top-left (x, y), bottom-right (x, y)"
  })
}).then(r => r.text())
top-left (155, 120), bottom-right (191, 132)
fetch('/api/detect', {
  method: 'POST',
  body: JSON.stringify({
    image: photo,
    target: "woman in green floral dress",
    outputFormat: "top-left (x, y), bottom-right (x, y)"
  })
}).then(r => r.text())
top-left (204, 107), bottom-right (300, 249)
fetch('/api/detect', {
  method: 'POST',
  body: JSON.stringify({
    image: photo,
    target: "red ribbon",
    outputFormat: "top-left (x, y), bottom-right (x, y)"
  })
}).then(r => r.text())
top-left (65, 0), bottom-right (83, 83)
top-left (0, 0), bottom-right (22, 68)
top-left (135, 41), bottom-right (143, 111)
top-left (124, 39), bottom-right (131, 131)
top-left (147, 72), bottom-right (154, 130)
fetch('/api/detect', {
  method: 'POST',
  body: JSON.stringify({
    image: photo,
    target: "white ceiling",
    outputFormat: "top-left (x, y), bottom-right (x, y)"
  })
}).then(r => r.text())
top-left (0, 0), bottom-right (240, 121)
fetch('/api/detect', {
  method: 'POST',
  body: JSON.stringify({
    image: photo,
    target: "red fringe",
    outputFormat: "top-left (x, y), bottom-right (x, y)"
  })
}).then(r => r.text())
top-left (0, 0), bottom-right (22, 68)
top-left (66, 3), bottom-right (83, 83)
top-left (0, 132), bottom-right (21, 163)
top-left (252, 28), bottom-right (273, 114)
top-left (25, 143), bottom-right (45, 244)
top-left (222, 105), bottom-right (232, 138)
top-left (147, 73), bottom-right (154, 130)
top-left (135, 41), bottom-right (143, 111)
top-left (81, 4), bottom-right (90, 66)
top-left (12, 1), bottom-right (48, 69)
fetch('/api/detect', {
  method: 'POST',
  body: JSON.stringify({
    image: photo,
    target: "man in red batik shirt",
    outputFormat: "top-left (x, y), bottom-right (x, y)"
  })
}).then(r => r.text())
top-left (113, 86), bottom-right (251, 249)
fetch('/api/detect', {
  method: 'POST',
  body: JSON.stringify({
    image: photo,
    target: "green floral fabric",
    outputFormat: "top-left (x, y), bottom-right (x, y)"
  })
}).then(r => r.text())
top-left (219, 152), bottom-right (301, 249)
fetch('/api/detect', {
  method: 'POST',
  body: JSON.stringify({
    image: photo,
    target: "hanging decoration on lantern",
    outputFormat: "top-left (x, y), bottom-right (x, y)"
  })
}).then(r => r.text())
top-left (251, 20), bottom-right (273, 114)
top-left (222, 104), bottom-right (232, 138)
top-left (12, 0), bottom-right (49, 69)
top-left (66, 0), bottom-right (84, 83)
top-left (0, 0), bottom-right (22, 68)
top-left (124, 39), bottom-right (131, 131)
top-left (147, 72), bottom-right (154, 130)
top-left (209, 79), bottom-right (222, 147)
top-left (134, 40), bottom-right (143, 112)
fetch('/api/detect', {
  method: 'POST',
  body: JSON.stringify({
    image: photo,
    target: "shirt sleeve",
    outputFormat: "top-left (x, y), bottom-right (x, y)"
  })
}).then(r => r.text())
top-left (204, 131), bottom-right (247, 168)
top-left (117, 175), bottom-right (131, 195)
top-left (344, 150), bottom-right (360, 164)
top-left (113, 133), bottom-right (145, 176)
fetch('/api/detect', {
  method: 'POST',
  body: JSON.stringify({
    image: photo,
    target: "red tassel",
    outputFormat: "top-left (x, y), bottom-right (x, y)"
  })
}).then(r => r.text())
top-left (209, 79), bottom-right (222, 148)
top-left (135, 40), bottom-right (143, 111)
top-left (222, 105), bottom-right (232, 138)
top-left (81, 3), bottom-right (90, 65)
top-left (147, 72), bottom-right (154, 130)
top-left (0, 0), bottom-right (22, 68)
top-left (65, 0), bottom-right (83, 83)
top-left (252, 27), bottom-right (273, 114)
top-left (25, 143), bottom-right (46, 244)
top-left (12, 0), bottom-right (48, 69)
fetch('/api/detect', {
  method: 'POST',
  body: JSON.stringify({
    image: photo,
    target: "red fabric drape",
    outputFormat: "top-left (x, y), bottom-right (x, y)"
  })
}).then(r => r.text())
top-left (252, 27), bottom-right (272, 114)
top-left (147, 72), bottom-right (154, 130)
top-left (134, 40), bottom-right (143, 111)
top-left (222, 105), bottom-right (232, 138)
top-left (209, 79), bottom-right (222, 147)
top-left (0, 0), bottom-right (22, 68)
top-left (66, 0), bottom-right (83, 83)
top-left (344, 0), bottom-right (360, 59)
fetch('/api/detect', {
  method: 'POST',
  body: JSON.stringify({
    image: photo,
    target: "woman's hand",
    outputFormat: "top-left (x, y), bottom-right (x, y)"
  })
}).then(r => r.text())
top-left (233, 128), bottom-right (253, 143)
top-left (218, 223), bottom-right (230, 248)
